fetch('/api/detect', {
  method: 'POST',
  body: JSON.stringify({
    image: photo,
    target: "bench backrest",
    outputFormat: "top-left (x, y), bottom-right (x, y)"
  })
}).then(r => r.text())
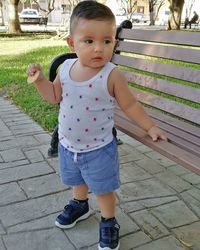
top-left (113, 28), bottom-right (200, 126)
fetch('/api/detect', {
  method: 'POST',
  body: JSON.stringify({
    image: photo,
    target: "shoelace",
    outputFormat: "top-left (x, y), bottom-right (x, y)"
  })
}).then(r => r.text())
top-left (63, 204), bottom-right (74, 217)
top-left (101, 224), bottom-right (120, 242)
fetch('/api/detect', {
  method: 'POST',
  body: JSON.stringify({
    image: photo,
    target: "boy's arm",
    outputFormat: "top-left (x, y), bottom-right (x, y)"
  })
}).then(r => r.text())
top-left (27, 64), bottom-right (62, 104)
top-left (111, 69), bottom-right (167, 141)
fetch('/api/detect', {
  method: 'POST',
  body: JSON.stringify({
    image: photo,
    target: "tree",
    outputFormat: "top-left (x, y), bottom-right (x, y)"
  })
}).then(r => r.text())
top-left (32, 0), bottom-right (55, 17)
top-left (167, 0), bottom-right (184, 30)
top-left (115, 0), bottom-right (137, 20)
top-left (7, 0), bottom-right (22, 33)
top-left (0, 0), bottom-right (5, 25)
top-left (184, 0), bottom-right (196, 19)
top-left (149, 0), bottom-right (165, 25)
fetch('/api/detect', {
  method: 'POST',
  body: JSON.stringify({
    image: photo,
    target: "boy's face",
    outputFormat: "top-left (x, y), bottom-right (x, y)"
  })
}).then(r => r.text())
top-left (67, 18), bottom-right (116, 69)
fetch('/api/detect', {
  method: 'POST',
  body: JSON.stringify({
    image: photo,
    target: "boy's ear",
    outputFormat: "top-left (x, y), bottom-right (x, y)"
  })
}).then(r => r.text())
top-left (66, 35), bottom-right (75, 51)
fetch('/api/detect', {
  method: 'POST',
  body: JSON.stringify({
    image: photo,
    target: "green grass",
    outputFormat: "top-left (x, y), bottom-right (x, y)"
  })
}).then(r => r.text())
top-left (0, 34), bottom-right (69, 131)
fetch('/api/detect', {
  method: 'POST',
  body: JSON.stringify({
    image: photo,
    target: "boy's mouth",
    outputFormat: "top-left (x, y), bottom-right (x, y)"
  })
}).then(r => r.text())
top-left (93, 57), bottom-right (102, 60)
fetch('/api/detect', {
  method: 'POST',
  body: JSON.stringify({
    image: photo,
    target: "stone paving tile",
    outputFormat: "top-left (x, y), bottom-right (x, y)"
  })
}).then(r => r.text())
top-left (0, 148), bottom-right (25, 162)
top-left (172, 221), bottom-right (200, 250)
top-left (34, 133), bottom-right (52, 144)
top-left (115, 207), bottom-right (140, 236)
top-left (135, 144), bottom-right (154, 153)
top-left (5, 119), bottom-right (34, 127)
top-left (119, 149), bottom-right (143, 164)
top-left (130, 209), bottom-right (170, 239)
top-left (138, 196), bottom-right (179, 208)
top-left (0, 159), bottom-right (29, 170)
top-left (2, 113), bottom-right (30, 123)
top-left (155, 170), bottom-right (193, 192)
top-left (7, 212), bottom-right (58, 233)
top-left (133, 236), bottom-right (187, 250)
top-left (0, 182), bottom-right (27, 206)
top-left (23, 149), bottom-right (45, 163)
top-left (181, 190), bottom-right (200, 217)
top-left (0, 238), bottom-right (6, 250)
top-left (0, 135), bottom-right (40, 151)
top-left (0, 190), bottom-right (72, 227)
top-left (3, 228), bottom-right (76, 250)
top-left (0, 223), bottom-right (6, 234)
top-left (145, 151), bottom-right (176, 167)
top-left (119, 201), bottom-right (145, 213)
top-left (183, 187), bottom-right (200, 201)
top-left (0, 161), bottom-right (54, 184)
top-left (64, 216), bottom-right (99, 249)
top-left (120, 162), bottom-right (151, 183)
top-left (181, 173), bottom-right (200, 185)
top-left (0, 130), bottom-right (12, 138)
top-left (151, 200), bottom-right (198, 228)
top-left (19, 173), bottom-right (69, 198)
top-left (135, 158), bottom-right (165, 174)
top-left (119, 231), bottom-right (152, 250)
top-left (167, 164), bottom-right (192, 176)
top-left (117, 178), bottom-right (175, 202)
top-left (11, 124), bottom-right (44, 135)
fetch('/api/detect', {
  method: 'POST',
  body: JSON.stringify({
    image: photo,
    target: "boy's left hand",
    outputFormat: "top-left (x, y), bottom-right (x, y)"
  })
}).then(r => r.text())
top-left (147, 126), bottom-right (167, 142)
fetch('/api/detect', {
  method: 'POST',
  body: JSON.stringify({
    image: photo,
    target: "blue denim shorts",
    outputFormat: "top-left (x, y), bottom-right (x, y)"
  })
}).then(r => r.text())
top-left (58, 139), bottom-right (120, 195)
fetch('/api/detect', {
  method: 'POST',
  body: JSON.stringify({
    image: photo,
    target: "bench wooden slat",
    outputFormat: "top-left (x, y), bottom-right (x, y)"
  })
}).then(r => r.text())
top-left (146, 109), bottom-right (200, 139)
top-left (130, 88), bottom-right (200, 124)
top-left (116, 40), bottom-right (200, 64)
top-left (122, 71), bottom-right (200, 104)
top-left (119, 29), bottom-right (200, 47)
top-left (112, 54), bottom-right (200, 84)
top-left (153, 120), bottom-right (200, 155)
top-left (116, 105), bottom-right (200, 156)
top-left (114, 108), bottom-right (200, 175)
top-left (151, 117), bottom-right (200, 147)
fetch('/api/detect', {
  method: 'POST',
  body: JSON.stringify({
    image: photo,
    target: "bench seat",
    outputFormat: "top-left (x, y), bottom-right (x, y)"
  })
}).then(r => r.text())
top-left (113, 25), bottom-right (200, 174)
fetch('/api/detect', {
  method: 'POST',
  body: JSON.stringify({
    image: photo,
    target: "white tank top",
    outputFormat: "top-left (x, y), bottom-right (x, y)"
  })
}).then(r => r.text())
top-left (58, 59), bottom-right (116, 153)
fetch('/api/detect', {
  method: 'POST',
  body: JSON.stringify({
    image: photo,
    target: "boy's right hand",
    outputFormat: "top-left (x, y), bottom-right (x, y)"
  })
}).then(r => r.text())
top-left (27, 64), bottom-right (45, 84)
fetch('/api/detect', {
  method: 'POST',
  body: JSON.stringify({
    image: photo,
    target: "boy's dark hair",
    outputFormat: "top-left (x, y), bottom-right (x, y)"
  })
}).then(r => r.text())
top-left (70, 0), bottom-right (115, 34)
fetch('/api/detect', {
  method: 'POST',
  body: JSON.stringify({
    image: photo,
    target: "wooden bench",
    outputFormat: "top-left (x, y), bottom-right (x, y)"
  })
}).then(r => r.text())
top-left (49, 20), bottom-right (200, 175)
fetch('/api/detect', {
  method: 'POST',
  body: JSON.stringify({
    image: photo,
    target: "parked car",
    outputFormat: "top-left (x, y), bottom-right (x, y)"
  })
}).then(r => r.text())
top-left (131, 13), bottom-right (149, 23)
top-left (19, 8), bottom-right (47, 25)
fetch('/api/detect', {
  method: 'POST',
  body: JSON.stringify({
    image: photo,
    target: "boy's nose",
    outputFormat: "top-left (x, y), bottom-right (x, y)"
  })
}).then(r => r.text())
top-left (94, 43), bottom-right (103, 52)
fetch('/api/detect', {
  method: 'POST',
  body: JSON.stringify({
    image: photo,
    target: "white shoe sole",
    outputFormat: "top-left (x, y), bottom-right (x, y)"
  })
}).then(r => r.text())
top-left (55, 210), bottom-right (91, 229)
top-left (98, 242), bottom-right (120, 250)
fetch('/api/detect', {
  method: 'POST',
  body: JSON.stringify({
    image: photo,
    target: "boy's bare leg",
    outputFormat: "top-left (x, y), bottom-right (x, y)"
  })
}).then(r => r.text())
top-left (73, 184), bottom-right (89, 200)
top-left (96, 192), bottom-right (116, 218)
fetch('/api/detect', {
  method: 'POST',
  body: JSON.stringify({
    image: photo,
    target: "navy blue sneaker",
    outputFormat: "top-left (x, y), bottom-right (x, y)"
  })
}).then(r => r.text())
top-left (98, 218), bottom-right (120, 250)
top-left (55, 199), bottom-right (90, 229)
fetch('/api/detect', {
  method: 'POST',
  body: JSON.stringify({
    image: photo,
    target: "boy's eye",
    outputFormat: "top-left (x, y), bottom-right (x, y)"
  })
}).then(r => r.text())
top-left (85, 39), bottom-right (93, 44)
top-left (104, 40), bottom-right (111, 44)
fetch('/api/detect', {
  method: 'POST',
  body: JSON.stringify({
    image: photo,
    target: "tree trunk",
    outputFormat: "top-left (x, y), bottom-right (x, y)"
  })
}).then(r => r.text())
top-left (7, 0), bottom-right (22, 34)
top-left (149, 1), bottom-right (155, 25)
top-left (167, 0), bottom-right (184, 30)
top-left (0, 0), bottom-right (4, 25)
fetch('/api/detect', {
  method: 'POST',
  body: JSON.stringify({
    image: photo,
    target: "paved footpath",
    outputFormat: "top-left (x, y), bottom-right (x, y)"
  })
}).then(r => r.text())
top-left (0, 96), bottom-right (200, 250)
